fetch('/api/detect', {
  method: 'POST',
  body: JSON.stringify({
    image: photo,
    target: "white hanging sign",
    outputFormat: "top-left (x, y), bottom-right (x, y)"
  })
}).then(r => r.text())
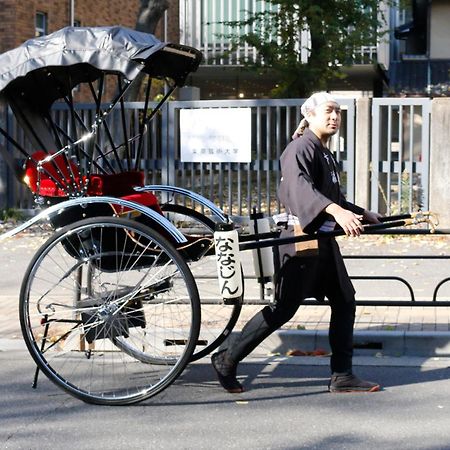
top-left (214, 228), bottom-right (243, 300)
top-left (180, 108), bottom-right (252, 163)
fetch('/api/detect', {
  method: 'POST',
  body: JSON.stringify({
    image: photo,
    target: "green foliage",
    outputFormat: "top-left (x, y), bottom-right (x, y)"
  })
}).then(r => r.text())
top-left (0, 208), bottom-right (24, 223)
top-left (150, 79), bottom-right (175, 102)
top-left (220, 0), bottom-right (392, 97)
top-left (393, 170), bottom-right (423, 215)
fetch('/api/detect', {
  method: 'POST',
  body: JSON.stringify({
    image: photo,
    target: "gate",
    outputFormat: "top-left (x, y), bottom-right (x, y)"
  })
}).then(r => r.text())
top-left (370, 98), bottom-right (431, 214)
top-left (0, 97), bottom-right (356, 215)
top-left (165, 98), bottom-right (356, 217)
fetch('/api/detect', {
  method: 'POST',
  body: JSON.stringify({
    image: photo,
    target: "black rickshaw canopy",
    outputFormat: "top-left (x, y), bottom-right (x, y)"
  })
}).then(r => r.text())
top-left (0, 25), bottom-right (202, 108)
top-left (0, 26), bottom-right (202, 185)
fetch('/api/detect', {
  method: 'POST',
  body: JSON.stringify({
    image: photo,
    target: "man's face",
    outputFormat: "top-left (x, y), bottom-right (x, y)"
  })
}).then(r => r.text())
top-left (307, 101), bottom-right (341, 139)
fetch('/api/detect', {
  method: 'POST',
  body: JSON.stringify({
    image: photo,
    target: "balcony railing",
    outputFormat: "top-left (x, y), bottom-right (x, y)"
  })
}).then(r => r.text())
top-left (180, 0), bottom-right (383, 67)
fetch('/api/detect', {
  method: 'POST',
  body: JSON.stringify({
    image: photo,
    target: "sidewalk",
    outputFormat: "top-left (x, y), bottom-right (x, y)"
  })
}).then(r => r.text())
top-left (235, 304), bottom-right (450, 358)
top-left (243, 233), bottom-right (450, 357)
top-left (0, 226), bottom-right (449, 356)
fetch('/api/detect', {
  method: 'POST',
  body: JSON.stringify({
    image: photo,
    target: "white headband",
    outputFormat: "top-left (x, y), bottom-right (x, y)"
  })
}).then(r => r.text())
top-left (300, 92), bottom-right (338, 116)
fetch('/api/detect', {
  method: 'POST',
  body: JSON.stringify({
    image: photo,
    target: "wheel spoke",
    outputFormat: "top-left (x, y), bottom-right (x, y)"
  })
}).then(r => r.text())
top-left (20, 217), bottom-right (200, 405)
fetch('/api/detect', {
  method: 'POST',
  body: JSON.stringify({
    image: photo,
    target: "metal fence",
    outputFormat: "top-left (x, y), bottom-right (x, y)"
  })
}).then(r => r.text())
top-left (0, 101), bottom-right (166, 211)
top-left (166, 98), bottom-right (355, 216)
top-left (0, 97), bottom-right (432, 218)
top-left (370, 97), bottom-right (431, 214)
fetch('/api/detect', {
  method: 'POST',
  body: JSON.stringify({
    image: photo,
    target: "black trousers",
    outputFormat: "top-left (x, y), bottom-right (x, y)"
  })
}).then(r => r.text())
top-left (228, 239), bottom-right (356, 374)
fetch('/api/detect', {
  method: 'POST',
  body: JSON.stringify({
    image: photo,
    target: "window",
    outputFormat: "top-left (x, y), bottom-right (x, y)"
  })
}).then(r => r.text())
top-left (35, 12), bottom-right (48, 37)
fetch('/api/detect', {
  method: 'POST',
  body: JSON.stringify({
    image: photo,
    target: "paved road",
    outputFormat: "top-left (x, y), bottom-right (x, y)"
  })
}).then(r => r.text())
top-left (1, 230), bottom-right (449, 449)
top-left (1, 350), bottom-right (450, 450)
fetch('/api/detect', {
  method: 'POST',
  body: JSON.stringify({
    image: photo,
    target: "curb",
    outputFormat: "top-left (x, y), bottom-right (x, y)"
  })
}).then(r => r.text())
top-left (0, 338), bottom-right (27, 352)
top-left (3, 331), bottom-right (450, 357)
top-left (256, 330), bottom-right (450, 357)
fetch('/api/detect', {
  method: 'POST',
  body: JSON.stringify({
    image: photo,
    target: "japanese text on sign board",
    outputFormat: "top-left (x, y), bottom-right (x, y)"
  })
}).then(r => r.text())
top-left (180, 108), bottom-right (252, 163)
top-left (214, 232), bottom-right (243, 299)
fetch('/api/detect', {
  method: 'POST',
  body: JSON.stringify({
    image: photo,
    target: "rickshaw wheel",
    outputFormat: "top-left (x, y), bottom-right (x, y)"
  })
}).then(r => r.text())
top-left (160, 203), bottom-right (242, 360)
top-left (19, 216), bottom-right (200, 405)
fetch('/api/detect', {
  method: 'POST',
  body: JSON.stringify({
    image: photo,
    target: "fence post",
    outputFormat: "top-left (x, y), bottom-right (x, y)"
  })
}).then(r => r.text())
top-left (162, 100), bottom-right (177, 188)
top-left (0, 104), bottom-right (7, 209)
top-left (430, 98), bottom-right (450, 228)
top-left (355, 97), bottom-right (371, 210)
top-left (0, 157), bottom-right (6, 209)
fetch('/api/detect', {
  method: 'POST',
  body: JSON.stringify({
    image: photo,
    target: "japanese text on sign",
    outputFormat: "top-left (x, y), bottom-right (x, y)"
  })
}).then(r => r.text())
top-left (214, 230), bottom-right (243, 299)
top-left (180, 108), bottom-right (252, 163)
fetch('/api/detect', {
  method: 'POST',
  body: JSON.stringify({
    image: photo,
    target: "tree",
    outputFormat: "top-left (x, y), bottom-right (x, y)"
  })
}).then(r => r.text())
top-left (222, 0), bottom-right (391, 98)
top-left (135, 0), bottom-right (170, 34)
top-left (126, 0), bottom-right (170, 100)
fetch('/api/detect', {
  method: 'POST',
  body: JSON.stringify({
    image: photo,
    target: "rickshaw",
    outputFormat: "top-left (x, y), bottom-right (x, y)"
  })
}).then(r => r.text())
top-left (0, 25), bottom-right (244, 405)
top-left (0, 26), bottom-right (438, 405)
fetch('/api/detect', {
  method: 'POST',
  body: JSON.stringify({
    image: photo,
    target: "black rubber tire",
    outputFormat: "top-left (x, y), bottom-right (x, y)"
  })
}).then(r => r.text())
top-left (19, 216), bottom-right (200, 405)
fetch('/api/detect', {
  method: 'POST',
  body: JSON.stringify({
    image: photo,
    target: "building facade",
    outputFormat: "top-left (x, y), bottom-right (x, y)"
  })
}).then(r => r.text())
top-left (179, 1), bottom-right (390, 99)
top-left (390, 0), bottom-right (450, 96)
top-left (0, 0), bottom-right (140, 53)
top-left (0, 1), bottom-right (449, 98)
top-left (0, 0), bottom-right (181, 100)
top-left (179, 0), bottom-right (450, 99)
top-left (0, 0), bottom-right (179, 61)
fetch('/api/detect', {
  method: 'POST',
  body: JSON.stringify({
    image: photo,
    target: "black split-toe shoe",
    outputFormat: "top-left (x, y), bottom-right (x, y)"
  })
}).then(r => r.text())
top-left (211, 351), bottom-right (244, 394)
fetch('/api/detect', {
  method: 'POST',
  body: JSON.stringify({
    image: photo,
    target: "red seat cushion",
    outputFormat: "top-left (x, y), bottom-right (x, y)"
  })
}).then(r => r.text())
top-left (24, 151), bottom-right (81, 197)
top-left (118, 192), bottom-right (163, 215)
top-left (24, 155), bottom-right (164, 218)
top-left (87, 171), bottom-right (145, 197)
top-left (87, 172), bottom-right (163, 214)
top-left (88, 172), bottom-right (163, 215)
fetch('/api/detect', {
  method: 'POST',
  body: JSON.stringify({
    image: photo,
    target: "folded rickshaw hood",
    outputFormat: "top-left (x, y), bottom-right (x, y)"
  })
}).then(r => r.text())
top-left (0, 25), bottom-right (202, 99)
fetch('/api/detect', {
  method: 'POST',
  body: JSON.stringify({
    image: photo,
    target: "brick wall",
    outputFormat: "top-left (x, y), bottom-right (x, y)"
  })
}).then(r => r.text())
top-left (72, 0), bottom-right (140, 28)
top-left (154, 0), bottom-right (180, 43)
top-left (0, 0), bottom-right (17, 53)
top-left (0, 0), bottom-right (183, 100)
top-left (0, 0), bottom-right (182, 53)
top-left (0, 0), bottom-right (37, 52)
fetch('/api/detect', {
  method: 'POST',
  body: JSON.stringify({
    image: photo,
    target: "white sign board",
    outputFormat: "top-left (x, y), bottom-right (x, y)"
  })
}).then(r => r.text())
top-left (180, 108), bottom-right (252, 162)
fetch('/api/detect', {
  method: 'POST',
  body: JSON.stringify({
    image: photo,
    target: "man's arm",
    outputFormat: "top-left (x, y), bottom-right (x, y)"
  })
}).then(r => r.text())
top-left (325, 203), bottom-right (382, 237)
top-left (325, 203), bottom-right (363, 237)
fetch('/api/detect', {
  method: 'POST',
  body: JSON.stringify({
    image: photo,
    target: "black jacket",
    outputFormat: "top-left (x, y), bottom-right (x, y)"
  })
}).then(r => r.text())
top-left (276, 128), bottom-right (361, 301)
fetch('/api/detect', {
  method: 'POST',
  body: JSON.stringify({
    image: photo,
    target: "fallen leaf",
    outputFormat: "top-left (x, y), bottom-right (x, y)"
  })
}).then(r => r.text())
top-left (286, 348), bottom-right (329, 357)
top-left (286, 349), bottom-right (307, 356)
top-left (309, 348), bottom-right (329, 356)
